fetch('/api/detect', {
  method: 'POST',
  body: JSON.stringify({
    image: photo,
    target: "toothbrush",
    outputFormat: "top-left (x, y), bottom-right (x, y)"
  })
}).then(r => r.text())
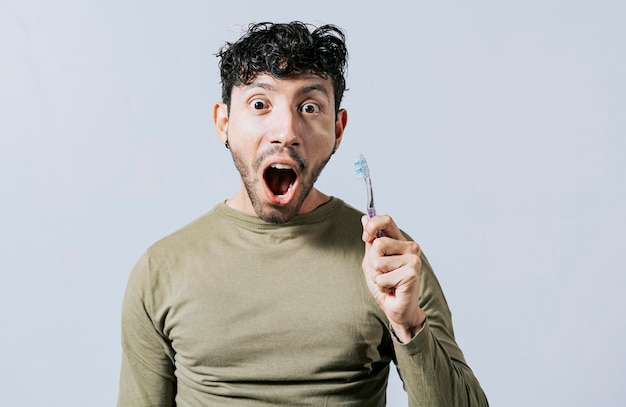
top-left (354, 154), bottom-right (383, 238)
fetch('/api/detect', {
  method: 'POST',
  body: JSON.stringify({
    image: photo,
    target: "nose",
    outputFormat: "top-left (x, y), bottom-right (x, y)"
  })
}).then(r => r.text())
top-left (270, 108), bottom-right (300, 147)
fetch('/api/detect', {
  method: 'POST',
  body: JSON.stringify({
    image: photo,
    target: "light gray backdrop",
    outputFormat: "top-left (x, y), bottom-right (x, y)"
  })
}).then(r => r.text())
top-left (1, 0), bottom-right (624, 406)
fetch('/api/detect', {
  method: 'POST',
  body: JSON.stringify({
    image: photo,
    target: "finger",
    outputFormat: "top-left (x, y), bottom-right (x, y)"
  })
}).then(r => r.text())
top-left (368, 251), bottom-right (418, 275)
top-left (361, 215), bottom-right (369, 238)
top-left (371, 237), bottom-right (421, 258)
top-left (375, 265), bottom-right (418, 290)
top-left (362, 214), bottom-right (405, 242)
top-left (364, 239), bottom-right (421, 284)
top-left (361, 215), bottom-right (378, 243)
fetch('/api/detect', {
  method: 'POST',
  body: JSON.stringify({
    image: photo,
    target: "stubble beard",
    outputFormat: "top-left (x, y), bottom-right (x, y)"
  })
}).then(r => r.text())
top-left (229, 146), bottom-right (334, 224)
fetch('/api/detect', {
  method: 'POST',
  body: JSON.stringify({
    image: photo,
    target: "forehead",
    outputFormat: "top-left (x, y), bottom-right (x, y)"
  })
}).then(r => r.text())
top-left (233, 73), bottom-right (334, 99)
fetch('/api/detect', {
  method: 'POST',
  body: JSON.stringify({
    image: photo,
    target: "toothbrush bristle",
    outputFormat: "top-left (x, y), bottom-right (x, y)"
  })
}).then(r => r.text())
top-left (353, 154), bottom-right (370, 178)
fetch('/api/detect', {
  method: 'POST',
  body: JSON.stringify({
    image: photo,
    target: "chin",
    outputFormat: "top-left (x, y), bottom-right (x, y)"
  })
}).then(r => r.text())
top-left (255, 206), bottom-right (300, 224)
top-left (252, 192), bottom-right (307, 224)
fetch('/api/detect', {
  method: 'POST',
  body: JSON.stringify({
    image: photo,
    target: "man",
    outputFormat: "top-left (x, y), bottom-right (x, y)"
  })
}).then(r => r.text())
top-left (118, 21), bottom-right (488, 406)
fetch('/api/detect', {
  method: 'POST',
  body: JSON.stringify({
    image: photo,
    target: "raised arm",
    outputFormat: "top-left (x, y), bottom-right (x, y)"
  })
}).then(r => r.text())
top-left (361, 215), bottom-right (489, 406)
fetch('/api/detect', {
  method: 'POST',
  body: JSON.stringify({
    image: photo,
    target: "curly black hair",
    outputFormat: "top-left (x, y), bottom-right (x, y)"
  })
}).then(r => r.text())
top-left (217, 21), bottom-right (348, 114)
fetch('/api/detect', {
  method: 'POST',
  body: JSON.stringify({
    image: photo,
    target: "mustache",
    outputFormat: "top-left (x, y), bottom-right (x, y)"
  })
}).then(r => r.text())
top-left (253, 145), bottom-right (307, 173)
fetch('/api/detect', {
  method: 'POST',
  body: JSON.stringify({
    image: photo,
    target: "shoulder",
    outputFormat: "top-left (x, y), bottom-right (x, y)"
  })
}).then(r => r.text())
top-left (125, 205), bottom-right (227, 299)
top-left (320, 198), bottom-right (366, 240)
top-left (148, 204), bottom-right (226, 255)
top-left (125, 204), bottom-right (228, 287)
top-left (328, 198), bottom-right (365, 224)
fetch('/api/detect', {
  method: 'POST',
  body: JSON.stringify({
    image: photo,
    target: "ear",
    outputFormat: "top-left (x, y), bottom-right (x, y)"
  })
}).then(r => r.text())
top-left (213, 102), bottom-right (229, 144)
top-left (333, 108), bottom-right (348, 150)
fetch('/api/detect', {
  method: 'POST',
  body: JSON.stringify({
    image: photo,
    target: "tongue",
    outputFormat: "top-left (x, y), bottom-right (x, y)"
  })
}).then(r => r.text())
top-left (267, 168), bottom-right (295, 196)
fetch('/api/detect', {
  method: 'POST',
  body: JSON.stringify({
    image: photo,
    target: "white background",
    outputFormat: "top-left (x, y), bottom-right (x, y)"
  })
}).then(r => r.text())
top-left (1, 1), bottom-right (624, 406)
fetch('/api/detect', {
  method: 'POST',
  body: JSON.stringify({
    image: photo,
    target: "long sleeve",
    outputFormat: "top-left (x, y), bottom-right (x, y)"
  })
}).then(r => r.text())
top-left (117, 252), bottom-right (176, 407)
top-left (392, 253), bottom-right (489, 406)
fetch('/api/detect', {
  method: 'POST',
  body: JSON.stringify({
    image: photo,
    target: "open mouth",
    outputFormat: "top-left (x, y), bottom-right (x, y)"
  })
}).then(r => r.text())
top-left (264, 163), bottom-right (297, 198)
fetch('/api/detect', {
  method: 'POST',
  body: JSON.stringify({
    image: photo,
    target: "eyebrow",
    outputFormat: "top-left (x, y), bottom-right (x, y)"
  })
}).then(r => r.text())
top-left (246, 80), bottom-right (330, 98)
top-left (247, 80), bottom-right (276, 91)
top-left (300, 84), bottom-right (330, 98)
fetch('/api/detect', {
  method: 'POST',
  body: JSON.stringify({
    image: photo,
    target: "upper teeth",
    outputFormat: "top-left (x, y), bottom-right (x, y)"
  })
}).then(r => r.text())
top-left (271, 164), bottom-right (292, 170)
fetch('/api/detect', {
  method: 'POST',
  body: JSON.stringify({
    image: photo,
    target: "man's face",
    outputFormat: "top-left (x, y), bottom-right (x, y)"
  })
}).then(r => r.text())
top-left (215, 73), bottom-right (347, 223)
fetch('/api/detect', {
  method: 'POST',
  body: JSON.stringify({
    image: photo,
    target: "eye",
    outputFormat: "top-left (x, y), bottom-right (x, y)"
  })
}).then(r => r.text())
top-left (300, 102), bottom-right (320, 114)
top-left (250, 99), bottom-right (267, 110)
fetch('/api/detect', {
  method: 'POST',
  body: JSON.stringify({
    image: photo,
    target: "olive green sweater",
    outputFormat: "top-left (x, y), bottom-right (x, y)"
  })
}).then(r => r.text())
top-left (118, 198), bottom-right (488, 406)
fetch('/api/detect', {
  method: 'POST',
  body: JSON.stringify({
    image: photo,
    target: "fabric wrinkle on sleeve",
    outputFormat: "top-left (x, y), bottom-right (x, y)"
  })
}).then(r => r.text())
top-left (118, 251), bottom-right (177, 407)
top-left (390, 252), bottom-right (490, 407)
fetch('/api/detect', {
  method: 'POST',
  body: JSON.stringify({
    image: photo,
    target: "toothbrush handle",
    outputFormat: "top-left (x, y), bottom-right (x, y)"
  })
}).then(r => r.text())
top-left (367, 207), bottom-right (377, 218)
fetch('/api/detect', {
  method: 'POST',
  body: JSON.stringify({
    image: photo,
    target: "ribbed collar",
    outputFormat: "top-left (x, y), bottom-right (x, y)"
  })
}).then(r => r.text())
top-left (214, 197), bottom-right (343, 230)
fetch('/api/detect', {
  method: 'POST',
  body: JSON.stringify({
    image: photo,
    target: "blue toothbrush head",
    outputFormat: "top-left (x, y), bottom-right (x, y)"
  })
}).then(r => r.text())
top-left (353, 154), bottom-right (370, 179)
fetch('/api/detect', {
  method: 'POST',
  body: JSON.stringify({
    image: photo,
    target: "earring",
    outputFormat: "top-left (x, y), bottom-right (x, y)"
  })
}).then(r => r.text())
top-left (225, 139), bottom-right (230, 149)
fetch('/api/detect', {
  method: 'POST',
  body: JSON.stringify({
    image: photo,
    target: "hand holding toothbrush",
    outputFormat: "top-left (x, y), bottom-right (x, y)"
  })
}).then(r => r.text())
top-left (361, 214), bottom-right (427, 343)
top-left (355, 154), bottom-right (426, 343)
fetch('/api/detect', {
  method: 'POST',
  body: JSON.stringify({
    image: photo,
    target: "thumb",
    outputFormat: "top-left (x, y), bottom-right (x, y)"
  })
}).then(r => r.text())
top-left (361, 215), bottom-right (374, 243)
